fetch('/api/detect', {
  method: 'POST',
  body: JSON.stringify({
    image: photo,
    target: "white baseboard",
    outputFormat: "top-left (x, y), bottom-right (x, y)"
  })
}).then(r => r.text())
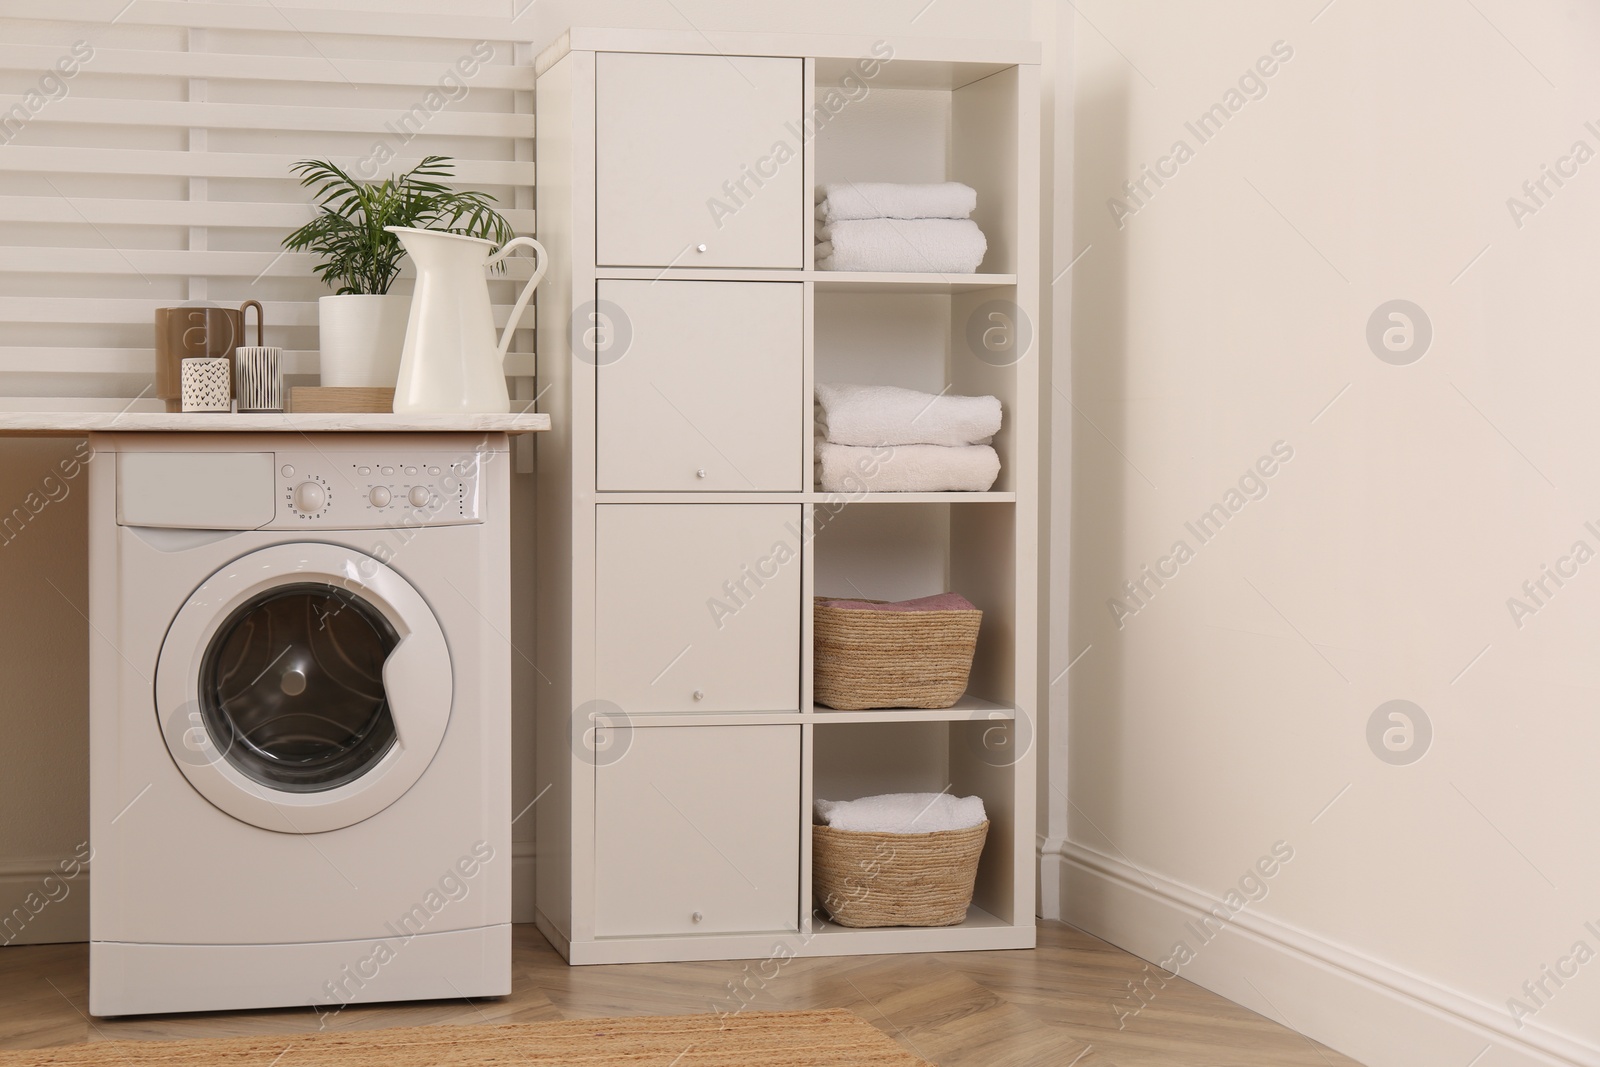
top-left (512, 839), bottom-right (535, 924)
top-left (1044, 841), bottom-right (1596, 1067)
top-left (1037, 833), bottom-right (1066, 922)
top-left (0, 859), bottom-right (90, 947)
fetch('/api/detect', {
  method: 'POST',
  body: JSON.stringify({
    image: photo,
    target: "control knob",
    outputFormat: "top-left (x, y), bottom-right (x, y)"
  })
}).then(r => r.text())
top-left (292, 482), bottom-right (326, 513)
top-left (408, 485), bottom-right (431, 508)
top-left (368, 486), bottom-right (392, 508)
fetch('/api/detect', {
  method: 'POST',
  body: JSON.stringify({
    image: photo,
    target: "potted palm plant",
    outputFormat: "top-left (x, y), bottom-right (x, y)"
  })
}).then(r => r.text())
top-left (284, 155), bottom-right (514, 388)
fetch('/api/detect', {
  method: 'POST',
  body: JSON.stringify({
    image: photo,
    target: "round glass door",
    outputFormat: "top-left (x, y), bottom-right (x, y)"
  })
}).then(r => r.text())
top-left (199, 582), bottom-right (399, 793)
top-left (156, 543), bottom-right (454, 834)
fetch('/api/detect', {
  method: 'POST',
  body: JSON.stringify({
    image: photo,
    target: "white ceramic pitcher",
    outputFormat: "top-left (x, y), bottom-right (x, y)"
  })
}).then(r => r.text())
top-left (386, 226), bottom-right (548, 414)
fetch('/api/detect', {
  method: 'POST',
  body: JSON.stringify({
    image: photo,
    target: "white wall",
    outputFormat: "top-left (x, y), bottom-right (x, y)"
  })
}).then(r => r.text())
top-left (1052, 2), bottom-right (1600, 1065)
top-left (0, 439), bottom-right (91, 946)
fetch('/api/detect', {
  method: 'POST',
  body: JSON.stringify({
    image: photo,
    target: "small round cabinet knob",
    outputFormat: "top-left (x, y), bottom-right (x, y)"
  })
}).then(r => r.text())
top-left (696, 468), bottom-right (708, 479)
top-left (696, 243), bottom-right (708, 253)
top-left (692, 689), bottom-right (705, 701)
top-left (692, 911), bottom-right (704, 924)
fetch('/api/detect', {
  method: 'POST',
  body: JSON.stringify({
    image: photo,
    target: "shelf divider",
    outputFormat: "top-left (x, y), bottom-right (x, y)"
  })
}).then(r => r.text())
top-left (810, 271), bottom-right (1016, 293)
top-left (807, 490), bottom-right (1016, 504)
top-left (808, 693), bottom-right (1016, 723)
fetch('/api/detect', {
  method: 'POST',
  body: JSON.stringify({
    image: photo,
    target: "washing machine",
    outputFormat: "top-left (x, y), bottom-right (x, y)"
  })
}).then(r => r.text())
top-left (87, 432), bottom-right (511, 1017)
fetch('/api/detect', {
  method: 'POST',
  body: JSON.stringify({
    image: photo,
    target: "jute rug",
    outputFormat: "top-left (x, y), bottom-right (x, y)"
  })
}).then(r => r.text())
top-left (0, 1008), bottom-right (934, 1066)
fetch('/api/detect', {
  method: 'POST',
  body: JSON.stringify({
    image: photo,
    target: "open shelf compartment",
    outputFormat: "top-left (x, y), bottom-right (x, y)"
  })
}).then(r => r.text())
top-left (811, 500), bottom-right (1017, 712)
top-left (809, 718), bottom-right (1027, 938)
top-left (813, 57), bottom-right (1021, 275)
top-left (813, 286), bottom-right (1026, 496)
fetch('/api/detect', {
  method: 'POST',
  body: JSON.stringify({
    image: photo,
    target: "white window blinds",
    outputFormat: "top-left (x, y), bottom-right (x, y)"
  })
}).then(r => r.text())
top-left (0, 2), bottom-right (536, 410)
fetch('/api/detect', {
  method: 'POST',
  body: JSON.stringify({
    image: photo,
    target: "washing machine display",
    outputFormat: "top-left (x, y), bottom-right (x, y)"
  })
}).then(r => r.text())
top-left (199, 581), bottom-right (399, 793)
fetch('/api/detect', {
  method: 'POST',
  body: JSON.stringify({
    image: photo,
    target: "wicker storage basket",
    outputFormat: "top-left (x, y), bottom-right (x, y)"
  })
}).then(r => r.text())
top-left (813, 596), bottom-right (981, 710)
top-left (813, 821), bottom-right (989, 928)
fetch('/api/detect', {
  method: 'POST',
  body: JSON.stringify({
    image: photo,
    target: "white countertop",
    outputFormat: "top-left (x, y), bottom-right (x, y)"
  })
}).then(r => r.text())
top-left (0, 412), bottom-right (551, 436)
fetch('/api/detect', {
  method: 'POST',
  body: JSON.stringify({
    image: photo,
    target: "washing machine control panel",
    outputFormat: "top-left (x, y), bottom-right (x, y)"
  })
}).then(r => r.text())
top-left (270, 450), bottom-right (484, 528)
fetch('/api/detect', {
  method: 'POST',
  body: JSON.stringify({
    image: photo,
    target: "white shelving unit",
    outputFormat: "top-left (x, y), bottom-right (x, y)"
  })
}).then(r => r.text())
top-left (533, 27), bottom-right (1040, 965)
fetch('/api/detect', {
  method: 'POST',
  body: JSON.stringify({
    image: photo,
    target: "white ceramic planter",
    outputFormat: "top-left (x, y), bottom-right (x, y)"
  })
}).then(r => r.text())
top-left (316, 294), bottom-right (410, 388)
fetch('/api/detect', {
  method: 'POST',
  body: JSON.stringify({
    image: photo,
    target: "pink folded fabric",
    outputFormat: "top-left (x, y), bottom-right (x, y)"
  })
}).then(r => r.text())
top-left (820, 592), bottom-right (975, 613)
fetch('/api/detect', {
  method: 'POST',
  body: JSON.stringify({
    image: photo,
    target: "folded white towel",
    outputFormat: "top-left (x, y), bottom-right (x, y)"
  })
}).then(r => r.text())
top-left (815, 792), bottom-right (987, 834)
top-left (816, 383), bottom-right (1001, 448)
top-left (815, 218), bottom-right (987, 274)
top-left (816, 441), bottom-right (1000, 493)
top-left (814, 181), bottom-right (977, 223)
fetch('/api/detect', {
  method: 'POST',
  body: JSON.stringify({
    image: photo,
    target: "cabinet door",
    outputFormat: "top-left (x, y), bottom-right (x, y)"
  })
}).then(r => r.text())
top-left (597, 280), bottom-right (803, 492)
top-left (596, 52), bottom-right (803, 268)
top-left (597, 504), bottom-right (800, 712)
top-left (595, 725), bottom-right (800, 937)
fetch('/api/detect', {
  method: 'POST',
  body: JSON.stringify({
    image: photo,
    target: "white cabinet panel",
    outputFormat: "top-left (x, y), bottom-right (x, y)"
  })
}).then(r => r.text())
top-left (597, 504), bottom-right (800, 712)
top-left (596, 52), bottom-right (803, 268)
top-left (597, 280), bottom-right (803, 492)
top-left (595, 725), bottom-right (800, 937)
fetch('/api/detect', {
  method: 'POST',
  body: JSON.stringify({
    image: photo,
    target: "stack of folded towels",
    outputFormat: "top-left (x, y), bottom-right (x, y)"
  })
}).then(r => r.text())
top-left (815, 792), bottom-right (987, 834)
top-left (814, 181), bottom-right (987, 273)
top-left (815, 382), bottom-right (1002, 493)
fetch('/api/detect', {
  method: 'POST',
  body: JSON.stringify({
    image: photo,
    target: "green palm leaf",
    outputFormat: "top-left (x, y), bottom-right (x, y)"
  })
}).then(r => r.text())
top-left (282, 155), bottom-right (517, 295)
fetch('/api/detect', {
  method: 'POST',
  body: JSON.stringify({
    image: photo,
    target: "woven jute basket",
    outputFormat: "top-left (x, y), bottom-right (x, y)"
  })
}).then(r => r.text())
top-left (813, 596), bottom-right (981, 710)
top-left (813, 821), bottom-right (989, 928)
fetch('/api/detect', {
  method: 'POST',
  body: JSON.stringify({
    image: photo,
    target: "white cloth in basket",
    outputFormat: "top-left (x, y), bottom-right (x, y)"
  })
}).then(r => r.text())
top-left (815, 792), bottom-right (987, 834)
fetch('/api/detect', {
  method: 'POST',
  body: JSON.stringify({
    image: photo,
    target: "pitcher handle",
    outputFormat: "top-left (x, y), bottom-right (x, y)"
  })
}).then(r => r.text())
top-left (487, 237), bottom-right (548, 366)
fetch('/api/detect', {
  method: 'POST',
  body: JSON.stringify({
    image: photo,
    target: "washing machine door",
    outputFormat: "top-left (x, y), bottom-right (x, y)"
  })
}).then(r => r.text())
top-left (155, 543), bottom-right (452, 833)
